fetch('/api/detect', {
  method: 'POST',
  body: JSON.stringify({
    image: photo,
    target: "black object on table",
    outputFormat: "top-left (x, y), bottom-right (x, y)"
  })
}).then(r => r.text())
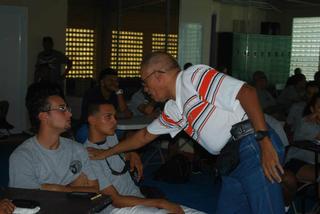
top-left (2, 187), bottom-right (111, 214)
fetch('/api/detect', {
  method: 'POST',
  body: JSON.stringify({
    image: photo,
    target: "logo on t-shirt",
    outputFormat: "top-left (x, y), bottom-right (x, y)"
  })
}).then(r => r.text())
top-left (69, 160), bottom-right (82, 174)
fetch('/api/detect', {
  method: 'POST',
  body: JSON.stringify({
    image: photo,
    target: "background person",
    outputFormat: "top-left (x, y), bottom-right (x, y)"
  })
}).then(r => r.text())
top-left (35, 36), bottom-right (72, 88)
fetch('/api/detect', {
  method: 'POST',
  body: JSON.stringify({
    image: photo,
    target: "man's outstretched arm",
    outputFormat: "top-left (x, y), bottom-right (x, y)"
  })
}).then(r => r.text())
top-left (88, 127), bottom-right (158, 160)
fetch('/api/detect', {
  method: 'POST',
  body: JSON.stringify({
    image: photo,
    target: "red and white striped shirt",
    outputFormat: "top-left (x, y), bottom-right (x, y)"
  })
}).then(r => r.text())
top-left (147, 64), bottom-right (246, 154)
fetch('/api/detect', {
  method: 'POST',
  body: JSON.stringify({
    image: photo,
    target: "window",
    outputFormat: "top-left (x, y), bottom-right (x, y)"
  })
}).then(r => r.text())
top-left (152, 33), bottom-right (178, 58)
top-left (65, 28), bottom-right (95, 78)
top-left (110, 30), bottom-right (143, 78)
top-left (178, 23), bottom-right (202, 66)
top-left (290, 17), bottom-right (320, 80)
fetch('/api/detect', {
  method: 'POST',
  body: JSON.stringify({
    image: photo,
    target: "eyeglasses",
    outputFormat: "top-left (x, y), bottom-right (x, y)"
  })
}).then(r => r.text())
top-left (43, 104), bottom-right (72, 113)
top-left (141, 70), bottom-right (165, 87)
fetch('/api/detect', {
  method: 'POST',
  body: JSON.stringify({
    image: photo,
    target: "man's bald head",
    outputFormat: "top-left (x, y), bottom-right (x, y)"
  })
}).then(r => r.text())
top-left (141, 52), bottom-right (180, 74)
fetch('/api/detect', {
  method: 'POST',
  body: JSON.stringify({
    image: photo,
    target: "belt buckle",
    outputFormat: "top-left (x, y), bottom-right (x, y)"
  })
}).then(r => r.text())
top-left (235, 125), bottom-right (245, 141)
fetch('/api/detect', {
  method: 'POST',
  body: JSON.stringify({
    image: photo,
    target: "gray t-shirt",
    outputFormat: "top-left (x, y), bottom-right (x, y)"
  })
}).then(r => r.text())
top-left (9, 136), bottom-right (96, 189)
top-left (84, 135), bottom-right (143, 213)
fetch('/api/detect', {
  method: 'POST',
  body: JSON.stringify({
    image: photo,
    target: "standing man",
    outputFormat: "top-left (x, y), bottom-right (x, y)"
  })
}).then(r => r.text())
top-left (88, 52), bottom-right (285, 213)
top-left (9, 82), bottom-right (98, 193)
top-left (35, 36), bottom-right (72, 88)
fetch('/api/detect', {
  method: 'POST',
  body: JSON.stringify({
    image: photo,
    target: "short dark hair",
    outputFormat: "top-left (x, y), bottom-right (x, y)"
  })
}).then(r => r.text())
top-left (25, 82), bottom-right (64, 132)
top-left (98, 68), bottom-right (118, 82)
top-left (294, 67), bottom-right (302, 75)
top-left (314, 71), bottom-right (320, 81)
top-left (183, 62), bottom-right (193, 70)
top-left (42, 36), bottom-right (53, 44)
top-left (87, 101), bottom-right (114, 118)
top-left (252, 70), bottom-right (267, 81)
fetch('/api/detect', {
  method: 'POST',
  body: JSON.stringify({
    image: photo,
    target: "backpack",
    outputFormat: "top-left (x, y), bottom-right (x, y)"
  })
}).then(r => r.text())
top-left (153, 154), bottom-right (191, 184)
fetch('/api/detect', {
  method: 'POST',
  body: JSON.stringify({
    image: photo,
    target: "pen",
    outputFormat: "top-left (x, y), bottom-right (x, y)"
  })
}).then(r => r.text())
top-left (90, 193), bottom-right (102, 201)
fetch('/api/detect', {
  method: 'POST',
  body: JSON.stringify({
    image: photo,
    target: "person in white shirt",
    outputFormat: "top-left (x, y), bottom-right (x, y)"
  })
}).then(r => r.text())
top-left (87, 52), bottom-right (285, 214)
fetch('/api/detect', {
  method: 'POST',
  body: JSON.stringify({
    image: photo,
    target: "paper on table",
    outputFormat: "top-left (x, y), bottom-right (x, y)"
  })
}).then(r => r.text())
top-left (13, 206), bottom-right (40, 214)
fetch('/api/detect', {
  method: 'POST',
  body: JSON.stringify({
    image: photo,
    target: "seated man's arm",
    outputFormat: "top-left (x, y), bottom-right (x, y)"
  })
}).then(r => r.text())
top-left (41, 145), bottom-right (99, 193)
top-left (102, 185), bottom-right (183, 214)
top-left (41, 173), bottom-right (99, 193)
top-left (124, 152), bottom-right (143, 181)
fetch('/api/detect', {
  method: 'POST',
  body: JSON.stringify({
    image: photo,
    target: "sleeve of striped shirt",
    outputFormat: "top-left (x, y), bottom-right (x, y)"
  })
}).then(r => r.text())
top-left (147, 101), bottom-right (182, 138)
top-left (191, 65), bottom-right (245, 111)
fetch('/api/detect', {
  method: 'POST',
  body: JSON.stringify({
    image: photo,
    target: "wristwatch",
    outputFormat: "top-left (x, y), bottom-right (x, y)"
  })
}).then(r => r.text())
top-left (254, 130), bottom-right (269, 141)
top-left (115, 89), bottom-right (123, 95)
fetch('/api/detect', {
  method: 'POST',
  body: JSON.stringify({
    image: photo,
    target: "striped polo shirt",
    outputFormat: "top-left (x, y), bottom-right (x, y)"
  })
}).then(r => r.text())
top-left (147, 64), bottom-right (246, 154)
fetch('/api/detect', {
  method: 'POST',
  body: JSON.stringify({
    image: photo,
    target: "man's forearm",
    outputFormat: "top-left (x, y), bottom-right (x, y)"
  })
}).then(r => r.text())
top-left (111, 195), bottom-right (180, 212)
top-left (104, 128), bottom-right (157, 157)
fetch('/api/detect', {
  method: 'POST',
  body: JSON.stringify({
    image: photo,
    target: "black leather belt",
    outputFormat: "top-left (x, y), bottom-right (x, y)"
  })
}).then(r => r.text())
top-left (230, 119), bottom-right (254, 141)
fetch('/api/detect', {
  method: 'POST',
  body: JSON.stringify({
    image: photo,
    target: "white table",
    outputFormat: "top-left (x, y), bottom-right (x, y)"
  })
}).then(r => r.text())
top-left (117, 116), bottom-right (154, 130)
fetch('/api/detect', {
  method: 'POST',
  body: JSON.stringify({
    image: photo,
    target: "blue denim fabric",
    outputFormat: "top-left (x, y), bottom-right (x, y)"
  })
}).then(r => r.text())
top-left (216, 129), bottom-right (285, 214)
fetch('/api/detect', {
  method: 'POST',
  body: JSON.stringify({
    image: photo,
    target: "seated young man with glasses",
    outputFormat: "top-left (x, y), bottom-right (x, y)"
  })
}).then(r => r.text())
top-left (9, 82), bottom-right (99, 193)
top-left (84, 101), bottom-right (205, 214)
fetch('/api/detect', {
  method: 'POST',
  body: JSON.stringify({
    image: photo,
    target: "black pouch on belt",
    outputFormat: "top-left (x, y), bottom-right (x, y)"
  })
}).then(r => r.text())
top-left (214, 120), bottom-right (254, 176)
top-left (215, 138), bottom-right (240, 176)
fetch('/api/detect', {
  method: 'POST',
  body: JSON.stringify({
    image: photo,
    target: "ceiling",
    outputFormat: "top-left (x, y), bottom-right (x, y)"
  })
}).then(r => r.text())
top-left (71, 0), bottom-right (320, 13)
top-left (216, 0), bottom-right (320, 11)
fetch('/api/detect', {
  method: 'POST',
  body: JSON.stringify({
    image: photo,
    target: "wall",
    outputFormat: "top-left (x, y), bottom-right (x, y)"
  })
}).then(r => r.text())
top-left (267, 8), bottom-right (320, 35)
top-left (0, 0), bottom-right (67, 84)
top-left (179, 0), bottom-right (267, 65)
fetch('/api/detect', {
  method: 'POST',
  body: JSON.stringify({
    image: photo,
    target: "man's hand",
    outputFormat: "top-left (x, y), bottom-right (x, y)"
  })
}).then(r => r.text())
top-left (260, 137), bottom-right (284, 183)
top-left (0, 199), bottom-right (15, 214)
top-left (160, 200), bottom-right (184, 214)
top-left (125, 152), bottom-right (143, 181)
top-left (69, 173), bottom-right (90, 187)
top-left (87, 147), bottom-right (109, 160)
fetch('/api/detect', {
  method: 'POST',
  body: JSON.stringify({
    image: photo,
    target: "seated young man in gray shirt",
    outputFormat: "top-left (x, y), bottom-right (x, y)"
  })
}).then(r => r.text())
top-left (9, 82), bottom-right (98, 192)
top-left (85, 101), bottom-right (205, 214)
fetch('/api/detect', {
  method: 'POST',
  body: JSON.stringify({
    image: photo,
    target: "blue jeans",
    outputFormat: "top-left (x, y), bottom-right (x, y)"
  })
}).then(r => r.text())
top-left (216, 129), bottom-right (285, 214)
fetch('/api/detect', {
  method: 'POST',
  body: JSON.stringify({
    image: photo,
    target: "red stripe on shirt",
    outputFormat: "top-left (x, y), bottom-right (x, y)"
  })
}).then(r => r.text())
top-left (184, 124), bottom-right (193, 136)
top-left (198, 69), bottom-right (218, 99)
top-left (184, 102), bottom-right (208, 136)
top-left (187, 102), bottom-right (208, 125)
top-left (160, 112), bottom-right (178, 126)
